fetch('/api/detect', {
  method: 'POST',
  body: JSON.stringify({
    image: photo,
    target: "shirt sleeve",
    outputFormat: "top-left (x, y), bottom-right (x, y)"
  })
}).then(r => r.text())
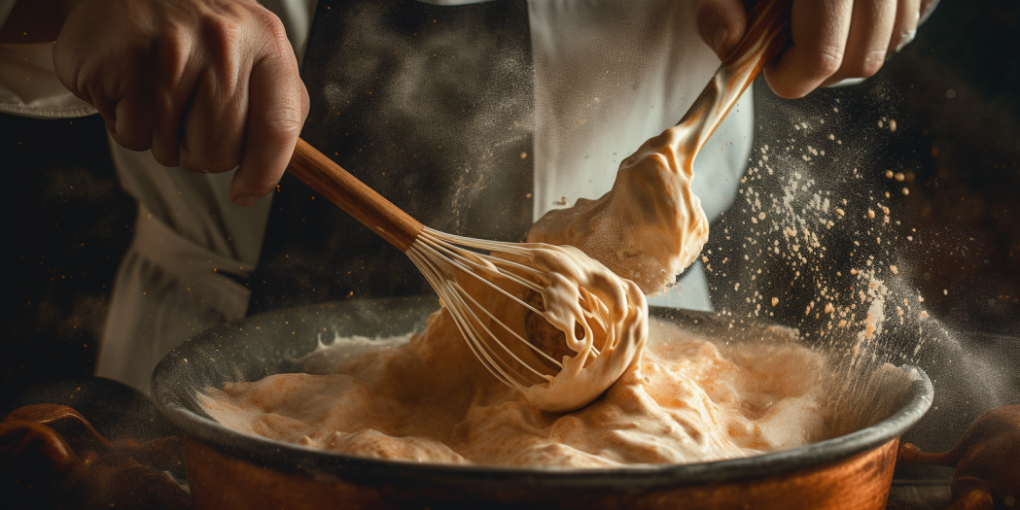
top-left (0, 42), bottom-right (97, 118)
top-left (0, 0), bottom-right (96, 118)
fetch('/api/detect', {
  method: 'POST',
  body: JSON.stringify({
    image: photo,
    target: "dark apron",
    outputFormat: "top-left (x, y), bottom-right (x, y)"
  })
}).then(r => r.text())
top-left (247, 0), bottom-right (534, 315)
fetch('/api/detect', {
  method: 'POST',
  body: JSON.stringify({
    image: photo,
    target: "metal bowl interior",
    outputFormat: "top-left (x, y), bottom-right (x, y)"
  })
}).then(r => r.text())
top-left (151, 296), bottom-right (932, 502)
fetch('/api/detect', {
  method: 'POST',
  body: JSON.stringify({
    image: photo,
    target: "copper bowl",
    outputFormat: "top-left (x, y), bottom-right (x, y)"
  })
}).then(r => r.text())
top-left (152, 297), bottom-right (933, 509)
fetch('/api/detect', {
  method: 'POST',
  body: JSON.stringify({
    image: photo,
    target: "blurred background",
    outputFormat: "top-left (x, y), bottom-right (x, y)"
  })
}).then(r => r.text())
top-left (3, 0), bottom-right (1018, 458)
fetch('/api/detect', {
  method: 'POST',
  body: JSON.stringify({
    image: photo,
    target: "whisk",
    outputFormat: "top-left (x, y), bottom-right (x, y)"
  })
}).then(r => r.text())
top-left (287, 137), bottom-right (647, 412)
top-left (285, 0), bottom-right (792, 411)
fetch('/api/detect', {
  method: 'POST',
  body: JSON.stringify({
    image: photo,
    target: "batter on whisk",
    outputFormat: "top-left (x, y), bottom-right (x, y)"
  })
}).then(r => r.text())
top-left (510, 121), bottom-right (712, 410)
top-left (528, 125), bottom-right (710, 296)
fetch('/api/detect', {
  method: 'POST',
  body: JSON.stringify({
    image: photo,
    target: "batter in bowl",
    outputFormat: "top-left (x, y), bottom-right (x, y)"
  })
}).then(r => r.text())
top-left (199, 314), bottom-right (833, 467)
top-left (198, 123), bottom-right (833, 468)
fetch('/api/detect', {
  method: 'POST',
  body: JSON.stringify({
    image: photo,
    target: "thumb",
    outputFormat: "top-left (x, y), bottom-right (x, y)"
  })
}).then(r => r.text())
top-left (695, 0), bottom-right (748, 61)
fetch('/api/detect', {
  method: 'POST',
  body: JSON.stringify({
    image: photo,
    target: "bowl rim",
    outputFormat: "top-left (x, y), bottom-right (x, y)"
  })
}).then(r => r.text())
top-left (152, 299), bottom-right (933, 491)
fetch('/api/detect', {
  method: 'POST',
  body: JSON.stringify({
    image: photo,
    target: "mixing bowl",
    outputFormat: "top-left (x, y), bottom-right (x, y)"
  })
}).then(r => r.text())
top-left (152, 297), bottom-right (932, 509)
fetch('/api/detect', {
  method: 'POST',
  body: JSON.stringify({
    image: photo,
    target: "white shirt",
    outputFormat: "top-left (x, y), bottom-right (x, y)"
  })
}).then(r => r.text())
top-left (0, 0), bottom-right (751, 390)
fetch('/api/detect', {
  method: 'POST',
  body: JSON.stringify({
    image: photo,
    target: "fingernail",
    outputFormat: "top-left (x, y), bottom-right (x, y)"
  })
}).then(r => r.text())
top-left (713, 28), bottom-right (729, 56)
top-left (233, 195), bottom-right (261, 207)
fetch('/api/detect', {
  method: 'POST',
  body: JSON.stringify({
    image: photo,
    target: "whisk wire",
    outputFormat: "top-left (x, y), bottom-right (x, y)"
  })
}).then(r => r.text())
top-left (409, 229), bottom-right (595, 391)
top-left (418, 234), bottom-right (548, 299)
top-left (407, 247), bottom-right (529, 392)
top-left (452, 279), bottom-right (564, 371)
top-left (424, 230), bottom-right (553, 286)
top-left (417, 234), bottom-right (546, 317)
top-left (444, 287), bottom-right (529, 391)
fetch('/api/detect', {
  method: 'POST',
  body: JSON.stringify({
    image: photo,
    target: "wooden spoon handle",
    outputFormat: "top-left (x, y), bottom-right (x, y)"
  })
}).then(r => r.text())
top-left (720, 0), bottom-right (792, 82)
top-left (675, 0), bottom-right (791, 155)
top-left (287, 138), bottom-right (425, 252)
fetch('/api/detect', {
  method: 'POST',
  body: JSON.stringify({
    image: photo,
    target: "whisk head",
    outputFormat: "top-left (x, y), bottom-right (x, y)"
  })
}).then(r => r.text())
top-left (406, 227), bottom-right (647, 412)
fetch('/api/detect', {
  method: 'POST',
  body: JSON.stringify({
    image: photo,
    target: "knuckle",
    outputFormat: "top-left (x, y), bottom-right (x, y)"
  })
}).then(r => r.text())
top-left (157, 30), bottom-right (189, 83)
top-left (253, 106), bottom-right (305, 145)
top-left (258, 10), bottom-right (289, 41)
top-left (200, 20), bottom-right (244, 92)
top-left (252, 10), bottom-right (291, 54)
top-left (77, 76), bottom-right (100, 109)
top-left (807, 45), bottom-right (844, 78)
top-left (202, 12), bottom-right (245, 56)
top-left (853, 50), bottom-right (886, 78)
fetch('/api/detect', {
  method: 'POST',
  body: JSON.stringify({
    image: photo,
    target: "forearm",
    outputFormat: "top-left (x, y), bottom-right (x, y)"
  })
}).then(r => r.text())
top-left (0, 0), bottom-right (74, 44)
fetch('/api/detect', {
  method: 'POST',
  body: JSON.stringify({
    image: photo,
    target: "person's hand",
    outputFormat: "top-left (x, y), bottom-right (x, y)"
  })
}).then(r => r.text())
top-left (695, 0), bottom-right (939, 99)
top-left (53, 0), bottom-right (310, 207)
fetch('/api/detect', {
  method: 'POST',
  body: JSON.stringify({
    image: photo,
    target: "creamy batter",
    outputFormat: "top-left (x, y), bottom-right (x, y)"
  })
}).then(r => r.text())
top-left (407, 234), bottom-right (648, 413)
top-left (199, 66), bottom-right (791, 466)
top-left (402, 121), bottom-right (710, 413)
top-left (199, 314), bottom-right (834, 467)
top-left (198, 117), bottom-right (739, 467)
top-left (528, 126), bottom-right (710, 296)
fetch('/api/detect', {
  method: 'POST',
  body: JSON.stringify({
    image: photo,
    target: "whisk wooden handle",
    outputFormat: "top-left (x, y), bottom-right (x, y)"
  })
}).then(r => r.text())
top-left (675, 0), bottom-right (791, 153)
top-left (287, 138), bottom-right (424, 252)
top-left (721, 0), bottom-right (791, 78)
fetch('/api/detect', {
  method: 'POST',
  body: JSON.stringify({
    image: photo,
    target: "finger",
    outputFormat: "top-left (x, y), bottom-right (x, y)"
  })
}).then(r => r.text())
top-left (53, 25), bottom-right (122, 143)
top-left (231, 33), bottom-right (308, 207)
top-left (179, 68), bottom-right (247, 174)
top-left (694, 0), bottom-right (747, 60)
top-left (888, 0), bottom-right (921, 56)
top-left (109, 91), bottom-right (157, 152)
top-left (81, 77), bottom-right (120, 141)
top-left (179, 9), bottom-right (249, 175)
top-left (765, 0), bottom-right (854, 99)
top-left (150, 37), bottom-right (200, 169)
top-left (820, 0), bottom-right (897, 86)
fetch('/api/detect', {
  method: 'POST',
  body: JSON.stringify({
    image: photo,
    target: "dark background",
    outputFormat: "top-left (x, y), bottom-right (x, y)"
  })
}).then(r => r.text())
top-left (3, 0), bottom-right (1019, 456)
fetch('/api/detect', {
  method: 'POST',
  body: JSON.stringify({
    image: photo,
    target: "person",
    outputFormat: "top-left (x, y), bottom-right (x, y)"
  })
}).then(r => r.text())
top-left (0, 0), bottom-right (936, 392)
